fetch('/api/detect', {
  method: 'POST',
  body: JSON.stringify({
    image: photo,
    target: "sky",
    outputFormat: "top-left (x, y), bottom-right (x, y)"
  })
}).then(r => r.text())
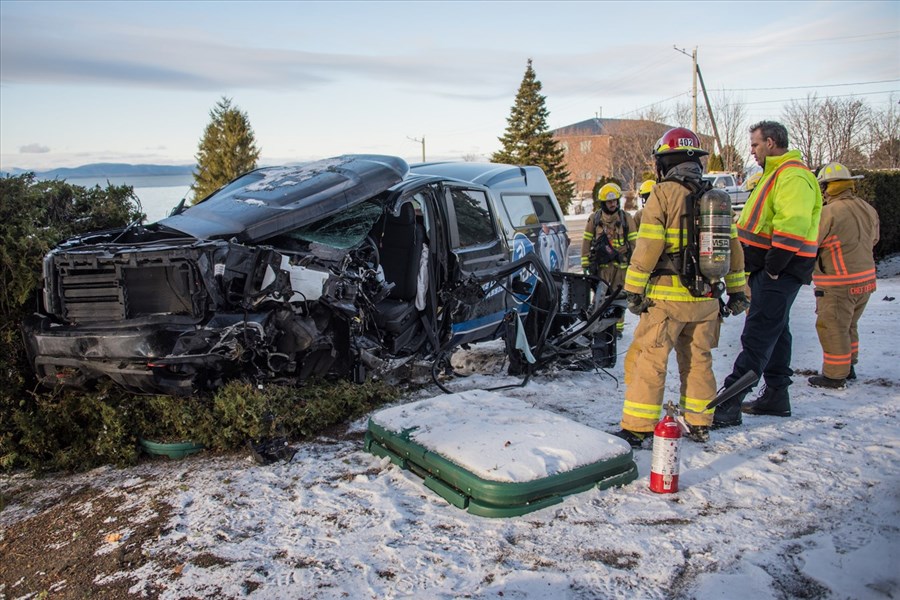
top-left (3, 261), bottom-right (899, 598)
top-left (1, 0), bottom-right (898, 172)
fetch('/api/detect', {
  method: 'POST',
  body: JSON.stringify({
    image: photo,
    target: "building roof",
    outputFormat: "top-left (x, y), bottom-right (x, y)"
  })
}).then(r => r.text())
top-left (551, 117), bottom-right (671, 137)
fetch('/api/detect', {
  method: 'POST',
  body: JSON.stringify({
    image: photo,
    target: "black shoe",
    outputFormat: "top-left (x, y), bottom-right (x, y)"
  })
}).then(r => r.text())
top-left (808, 375), bottom-right (846, 390)
top-left (742, 385), bottom-right (791, 417)
top-left (712, 397), bottom-right (743, 429)
top-left (611, 429), bottom-right (649, 449)
top-left (686, 426), bottom-right (709, 443)
top-left (847, 366), bottom-right (857, 380)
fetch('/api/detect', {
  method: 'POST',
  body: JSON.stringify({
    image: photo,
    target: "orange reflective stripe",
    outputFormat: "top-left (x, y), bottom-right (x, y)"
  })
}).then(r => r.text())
top-left (737, 227), bottom-right (771, 248)
top-left (797, 242), bottom-right (818, 257)
top-left (823, 351), bottom-right (852, 365)
top-left (813, 269), bottom-right (876, 286)
top-left (772, 236), bottom-right (804, 252)
top-left (743, 160), bottom-right (809, 234)
top-left (834, 242), bottom-right (848, 274)
top-left (824, 357), bottom-right (851, 366)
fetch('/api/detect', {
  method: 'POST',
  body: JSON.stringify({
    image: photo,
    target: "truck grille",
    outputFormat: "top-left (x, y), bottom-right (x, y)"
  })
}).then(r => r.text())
top-left (53, 255), bottom-right (200, 324)
top-left (59, 265), bottom-right (127, 322)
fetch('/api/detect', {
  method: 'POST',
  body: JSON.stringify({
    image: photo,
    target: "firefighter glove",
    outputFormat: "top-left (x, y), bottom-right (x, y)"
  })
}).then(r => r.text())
top-left (626, 292), bottom-right (653, 315)
top-left (725, 292), bottom-right (750, 316)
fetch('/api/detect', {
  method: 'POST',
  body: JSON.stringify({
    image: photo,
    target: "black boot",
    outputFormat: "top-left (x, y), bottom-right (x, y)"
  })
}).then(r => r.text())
top-left (808, 375), bottom-right (846, 390)
top-left (712, 396), bottom-right (744, 429)
top-left (742, 385), bottom-right (791, 416)
top-left (847, 365), bottom-right (857, 380)
top-left (686, 425), bottom-right (709, 443)
top-left (611, 429), bottom-right (649, 449)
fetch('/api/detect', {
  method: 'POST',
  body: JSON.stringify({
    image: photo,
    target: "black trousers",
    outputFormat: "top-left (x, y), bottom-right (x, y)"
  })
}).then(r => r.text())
top-left (724, 270), bottom-right (803, 394)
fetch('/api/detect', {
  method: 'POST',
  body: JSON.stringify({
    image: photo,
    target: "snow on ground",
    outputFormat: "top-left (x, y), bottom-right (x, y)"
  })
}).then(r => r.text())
top-left (3, 266), bottom-right (899, 599)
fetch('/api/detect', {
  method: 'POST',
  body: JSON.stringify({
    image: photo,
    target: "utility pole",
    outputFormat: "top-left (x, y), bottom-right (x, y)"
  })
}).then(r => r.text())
top-left (408, 136), bottom-right (425, 162)
top-left (675, 45), bottom-right (724, 157)
top-left (696, 64), bottom-right (723, 157)
top-left (673, 45), bottom-right (698, 131)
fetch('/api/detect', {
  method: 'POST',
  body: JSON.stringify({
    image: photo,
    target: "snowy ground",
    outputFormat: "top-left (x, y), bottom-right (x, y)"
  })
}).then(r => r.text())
top-left (2, 260), bottom-right (899, 599)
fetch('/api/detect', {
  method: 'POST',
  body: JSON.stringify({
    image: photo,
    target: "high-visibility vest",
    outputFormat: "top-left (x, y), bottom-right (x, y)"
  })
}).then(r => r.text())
top-left (737, 153), bottom-right (820, 259)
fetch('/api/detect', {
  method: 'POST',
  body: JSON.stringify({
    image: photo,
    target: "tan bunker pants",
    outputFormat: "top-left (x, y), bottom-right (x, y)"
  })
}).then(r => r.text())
top-left (815, 286), bottom-right (871, 379)
top-left (621, 302), bottom-right (721, 432)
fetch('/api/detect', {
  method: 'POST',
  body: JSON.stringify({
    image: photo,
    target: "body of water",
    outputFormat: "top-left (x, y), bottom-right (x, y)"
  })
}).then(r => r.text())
top-left (133, 184), bottom-right (193, 223)
top-left (63, 175), bottom-right (194, 224)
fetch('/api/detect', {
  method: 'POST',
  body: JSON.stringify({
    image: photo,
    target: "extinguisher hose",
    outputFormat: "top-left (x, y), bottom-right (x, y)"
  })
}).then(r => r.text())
top-left (705, 369), bottom-right (758, 410)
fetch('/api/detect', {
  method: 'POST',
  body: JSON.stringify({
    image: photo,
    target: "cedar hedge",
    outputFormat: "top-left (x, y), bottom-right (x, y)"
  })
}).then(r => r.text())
top-left (855, 169), bottom-right (900, 259)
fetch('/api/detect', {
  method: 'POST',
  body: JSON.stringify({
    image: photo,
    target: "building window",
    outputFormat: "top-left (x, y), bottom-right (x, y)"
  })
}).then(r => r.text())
top-left (580, 140), bottom-right (592, 153)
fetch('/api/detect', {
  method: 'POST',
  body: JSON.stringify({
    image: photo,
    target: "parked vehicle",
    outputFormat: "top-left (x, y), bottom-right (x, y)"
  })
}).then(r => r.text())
top-left (702, 171), bottom-right (751, 213)
top-left (24, 155), bottom-right (623, 395)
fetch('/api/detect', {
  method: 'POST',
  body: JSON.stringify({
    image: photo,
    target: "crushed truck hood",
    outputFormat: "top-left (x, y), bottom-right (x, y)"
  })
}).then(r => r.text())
top-left (159, 155), bottom-right (409, 242)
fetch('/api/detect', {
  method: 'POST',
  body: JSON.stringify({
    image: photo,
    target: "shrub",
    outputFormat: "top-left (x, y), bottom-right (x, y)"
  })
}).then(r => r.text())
top-left (0, 174), bottom-right (401, 473)
top-left (1, 174), bottom-right (142, 471)
top-left (855, 169), bottom-right (900, 259)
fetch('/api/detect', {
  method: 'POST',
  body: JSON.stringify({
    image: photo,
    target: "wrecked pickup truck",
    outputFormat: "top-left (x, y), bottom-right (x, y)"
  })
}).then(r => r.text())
top-left (23, 155), bottom-right (624, 395)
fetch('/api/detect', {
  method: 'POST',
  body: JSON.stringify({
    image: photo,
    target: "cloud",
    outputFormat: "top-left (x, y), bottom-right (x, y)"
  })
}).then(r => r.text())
top-left (19, 143), bottom-right (50, 153)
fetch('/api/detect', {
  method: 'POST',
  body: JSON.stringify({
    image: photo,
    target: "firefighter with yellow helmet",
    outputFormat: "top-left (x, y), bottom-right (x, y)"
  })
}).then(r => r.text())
top-left (634, 179), bottom-right (655, 230)
top-left (744, 172), bottom-right (762, 191)
top-left (581, 182), bottom-right (638, 338)
top-left (613, 127), bottom-right (747, 447)
top-left (808, 162), bottom-right (879, 389)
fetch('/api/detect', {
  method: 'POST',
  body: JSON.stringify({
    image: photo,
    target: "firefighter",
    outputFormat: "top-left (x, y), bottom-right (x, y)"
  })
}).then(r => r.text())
top-left (613, 127), bottom-right (747, 447)
top-left (744, 172), bottom-right (762, 192)
top-left (581, 182), bottom-right (638, 338)
top-left (633, 179), bottom-right (655, 230)
top-left (713, 121), bottom-right (823, 427)
top-left (808, 162), bottom-right (879, 389)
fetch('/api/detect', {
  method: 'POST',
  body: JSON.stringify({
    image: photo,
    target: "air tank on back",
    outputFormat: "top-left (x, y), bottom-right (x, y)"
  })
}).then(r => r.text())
top-left (697, 188), bottom-right (732, 283)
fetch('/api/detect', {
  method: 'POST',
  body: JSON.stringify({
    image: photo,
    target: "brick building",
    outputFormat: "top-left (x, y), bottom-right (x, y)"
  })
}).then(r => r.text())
top-left (552, 118), bottom-right (713, 207)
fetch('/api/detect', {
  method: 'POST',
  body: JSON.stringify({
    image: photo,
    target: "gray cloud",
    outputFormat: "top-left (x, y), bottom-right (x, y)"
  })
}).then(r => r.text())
top-left (0, 12), bottom-right (511, 94)
top-left (0, 8), bottom-right (894, 110)
top-left (20, 143), bottom-right (50, 153)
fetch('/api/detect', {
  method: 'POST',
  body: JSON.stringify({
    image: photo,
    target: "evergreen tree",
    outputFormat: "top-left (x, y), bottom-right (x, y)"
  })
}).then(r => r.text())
top-left (192, 97), bottom-right (261, 202)
top-left (492, 59), bottom-right (575, 213)
top-left (707, 153), bottom-right (724, 172)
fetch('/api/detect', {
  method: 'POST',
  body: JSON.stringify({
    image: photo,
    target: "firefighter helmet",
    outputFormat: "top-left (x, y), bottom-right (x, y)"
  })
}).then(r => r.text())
top-left (597, 183), bottom-right (623, 202)
top-left (817, 162), bottom-right (863, 183)
top-left (638, 179), bottom-right (655, 196)
top-left (744, 172), bottom-right (763, 191)
top-left (652, 127), bottom-right (708, 157)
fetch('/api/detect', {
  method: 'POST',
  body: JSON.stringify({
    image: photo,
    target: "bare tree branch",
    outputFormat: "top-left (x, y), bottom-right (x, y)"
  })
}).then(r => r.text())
top-left (781, 94), bottom-right (826, 167)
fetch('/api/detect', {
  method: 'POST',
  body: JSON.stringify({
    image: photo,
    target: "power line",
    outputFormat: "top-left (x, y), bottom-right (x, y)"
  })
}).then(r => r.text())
top-left (612, 90), bottom-right (691, 119)
top-left (741, 89), bottom-right (899, 106)
top-left (721, 79), bottom-right (900, 92)
top-left (709, 30), bottom-right (899, 48)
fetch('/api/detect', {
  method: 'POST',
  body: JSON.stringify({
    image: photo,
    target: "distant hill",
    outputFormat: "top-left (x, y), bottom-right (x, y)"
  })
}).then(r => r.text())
top-left (1, 163), bottom-right (196, 179)
top-left (37, 163), bottom-right (196, 179)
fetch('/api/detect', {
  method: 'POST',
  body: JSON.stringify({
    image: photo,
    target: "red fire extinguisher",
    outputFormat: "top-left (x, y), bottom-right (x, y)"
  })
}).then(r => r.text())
top-left (650, 402), bottom-right (682, 494)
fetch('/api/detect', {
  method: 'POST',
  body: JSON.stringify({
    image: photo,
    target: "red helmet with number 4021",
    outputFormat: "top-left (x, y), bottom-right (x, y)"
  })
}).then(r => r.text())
top-left (652, 127), bottom-right (709, 157)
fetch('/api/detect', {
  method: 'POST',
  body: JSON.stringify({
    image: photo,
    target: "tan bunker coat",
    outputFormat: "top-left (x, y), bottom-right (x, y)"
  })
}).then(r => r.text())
top-left (581, 208), bottom-right (637, 333)
top-left (813, 188), bottom-right (880, 379)
top-left (620, 179), bottom-right (745, 431)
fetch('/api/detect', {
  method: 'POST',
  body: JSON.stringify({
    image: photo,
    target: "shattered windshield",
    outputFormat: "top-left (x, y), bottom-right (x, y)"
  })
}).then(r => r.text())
top-left (276, 200), bottom-right (384, 249)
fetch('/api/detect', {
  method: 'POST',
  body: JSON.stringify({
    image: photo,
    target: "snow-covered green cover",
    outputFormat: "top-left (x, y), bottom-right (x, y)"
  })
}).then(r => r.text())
top-left (366, 389), bottom-right (637, 517)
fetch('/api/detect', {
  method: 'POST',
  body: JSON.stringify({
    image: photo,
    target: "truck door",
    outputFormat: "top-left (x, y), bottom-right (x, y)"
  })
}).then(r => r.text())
top-left (497, 193), bottom-right (569, 274)
top-left (441, 184), bottom-right (510, 345)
